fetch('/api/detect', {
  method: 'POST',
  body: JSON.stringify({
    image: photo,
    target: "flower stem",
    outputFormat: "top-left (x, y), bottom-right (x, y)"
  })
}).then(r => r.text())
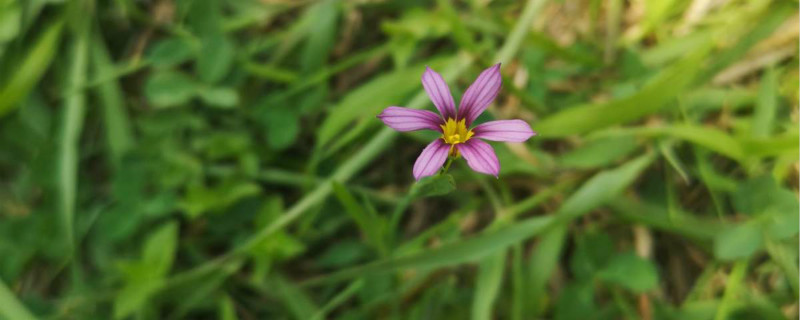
top-left (441, 157), bottom-right (455, 175)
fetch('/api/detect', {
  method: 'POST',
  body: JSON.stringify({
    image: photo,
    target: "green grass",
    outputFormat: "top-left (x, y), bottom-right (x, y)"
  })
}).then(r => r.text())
top-left (0, 0), bottom-right (797, 319)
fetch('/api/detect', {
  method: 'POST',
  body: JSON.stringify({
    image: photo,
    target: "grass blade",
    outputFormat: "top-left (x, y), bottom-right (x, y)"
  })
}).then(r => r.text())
top-left (599, 125), bottom-right (746, 162)
top-left (527, 224), bottom-right (567, 316)
top-left (316, 57), bottom-right (453, 148)
top-left (701, 3), bottom-right (793, 84)
top-left (302, 215), bottom-right (554, 286)
top-left (0, 19), bottom-right (63, 117)
top-left (0, 279), bottom-right (37, 320)
top-left (495, 0), bottom-right (548, 63)
top-left (272, 276), bottom-right (320, 320)
top-left (714, 260), bottom-right (748, 320)
top-left (310, 280), bottom-right (363, 320)
top-left (91, 34), bottom-right (135, 168)
top-left (332, 181), bottom-right (385, 253)
top-left (765, 240), bottom-right (799, 299)
top-left (511, 246), bottom-right (525, 320)
top-left (536, 45), bottom-right (710, 137)
top-left (472, 252), bottom-right (505, 320)
top-left (609, 197), bottom-right (724, 240)
top-left (58, 18), bottom-right (90, 253)
top-left (556, 153), bottom-right (655, 221)
top-left (752, 67), bottom-right (778, 138)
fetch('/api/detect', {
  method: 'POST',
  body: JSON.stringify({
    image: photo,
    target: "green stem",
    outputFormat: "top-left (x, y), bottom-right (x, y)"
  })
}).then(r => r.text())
top-left (714, 260), bottom-right (748, 320)
top-left (495, 0), bottom-right (549, 64)
top-left (310, 279), bottom-right (364, 320)
top-left (441, 157), bottom-right (455, 174)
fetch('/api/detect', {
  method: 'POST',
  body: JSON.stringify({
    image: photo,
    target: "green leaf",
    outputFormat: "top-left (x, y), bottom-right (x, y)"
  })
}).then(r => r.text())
top-left (144, 71), bottom-right (197, 108)
top-left (197, 87), bottom-right (239, 108)
top-left (0, 18), bottom-right (62, 117)
top-left (511, 246), bottom-right (526, 320)
top-left (332, 181), bottom-right (384, 251)
top-left (528, 225), bottom-right (567, 315)
top-left (114, 221), bottom-right (179, 319)
top-left (597, 253), bottom-right (659, 293)
top-left (260, 107), bottom-right (300, 150)
top-left (554, 281), bottom-right (597, 320)
top-left (0, 0), bottom-right (20, 44)
top-left (410, 174), bottom-right (456, 198)
top-left (181, 181), bottom-right (261, 218)
top-left (700, 4), bottom-right (794, 84)
top-left (763, 209), bottom-right (799, 241)
top-left (301, 0), bottom-right (338, 73)
top-left (57, 16), bottom-right (90, 252)
top-left (752, 67), bottom-right (778, 138)
top-left (570, 230), bottom-right (615, 279)
top-left (714, 260), bottom-right (748, 320)
top-left (316, 57), bottom-right (453, 147)
top-left (114, 280), bottom-right (161, 319)
top-left (163, 260), bottom-right (243, 319)
top-left (609, 197), bottom-right (724, 240)
top-left (641, 0), bottom-right (679, 35)
top-left (92, 36), bottom-right (135, 168)
top-left (142, 221), bottom-right (179, 277)
top-left (607, 125), bottom-right (746, 162)
top-left (740, 133), bottom-right (799, 158)
top-left (0, 278), bottom-right (37, 320)
top-left (147, 37), bottom-right (195, 68)
top-left (249, 198), bottom-right (306, 268)
top-left (303, 215), bottom-right (554, 286)
top-left (653, 125), bottom-right (745, 161)
top-left (557, 154), bottom-right (655, 221)
top-left (714, 223), bottom-right (763, 261)
top-left (536, 45), bottom-right (709, 137)
top-left (316, 240), bottom-right (370, 269)
top-left (731, 176), bottom-right (799, 240)
top-left (186, 0), bottom-right (222, 36)
top-left (641, 30), bottom-right (713, 67)
top-left (243, 62), bottom-right (299, 82)
top-left (197, 34), bottom-right (235, 83)
top-left (472, 252), bottom-right (505, 320)
top-left (193, 131), bottom-right (251, 159)
top-left (218, 295), bottom-right (239, 320)
top-left (732, 176), bottom-right (797, 217)
top-left (310, 280), bottom-right (363, 320)
top-left (381, 8), bottom-right (451, 40)
top-left (765, 241), bottom-right (800, 299)
top-left (558, 136), bottom-right (639, 169)
top-left (271, 275), bottom-right (320, 320)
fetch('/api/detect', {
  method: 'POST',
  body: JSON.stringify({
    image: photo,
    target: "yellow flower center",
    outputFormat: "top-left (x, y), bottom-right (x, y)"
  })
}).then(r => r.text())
top-left (440, 118), bottom-right (474, 157)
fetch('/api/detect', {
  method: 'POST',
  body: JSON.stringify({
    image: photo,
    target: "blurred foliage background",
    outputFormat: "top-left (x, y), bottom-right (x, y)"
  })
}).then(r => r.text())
top-left (0, 0), bottom-right (798, 319)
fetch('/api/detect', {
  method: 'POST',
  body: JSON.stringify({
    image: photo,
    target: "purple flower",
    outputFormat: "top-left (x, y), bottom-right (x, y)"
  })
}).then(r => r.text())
top-left (378, 64), bottom-right (537, 180)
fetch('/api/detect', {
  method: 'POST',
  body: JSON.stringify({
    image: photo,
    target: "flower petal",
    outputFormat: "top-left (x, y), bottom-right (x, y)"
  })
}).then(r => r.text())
top-left (456, 139), bottom-right (499, 177)
top-left (421, 67), bottom-right (456, 119)
top-left (413, 139), bottom-right (450, 180)
top-left (472, 119), bottom-right (537, 142)
top-left (377, 106), bottom-right (443, 132)
top-left (457, 64), bottom-right (502, 126)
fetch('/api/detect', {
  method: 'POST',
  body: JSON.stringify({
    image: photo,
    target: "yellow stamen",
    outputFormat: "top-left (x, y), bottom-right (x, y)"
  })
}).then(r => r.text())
top-left (440, 118), bottom-right (474, 156)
